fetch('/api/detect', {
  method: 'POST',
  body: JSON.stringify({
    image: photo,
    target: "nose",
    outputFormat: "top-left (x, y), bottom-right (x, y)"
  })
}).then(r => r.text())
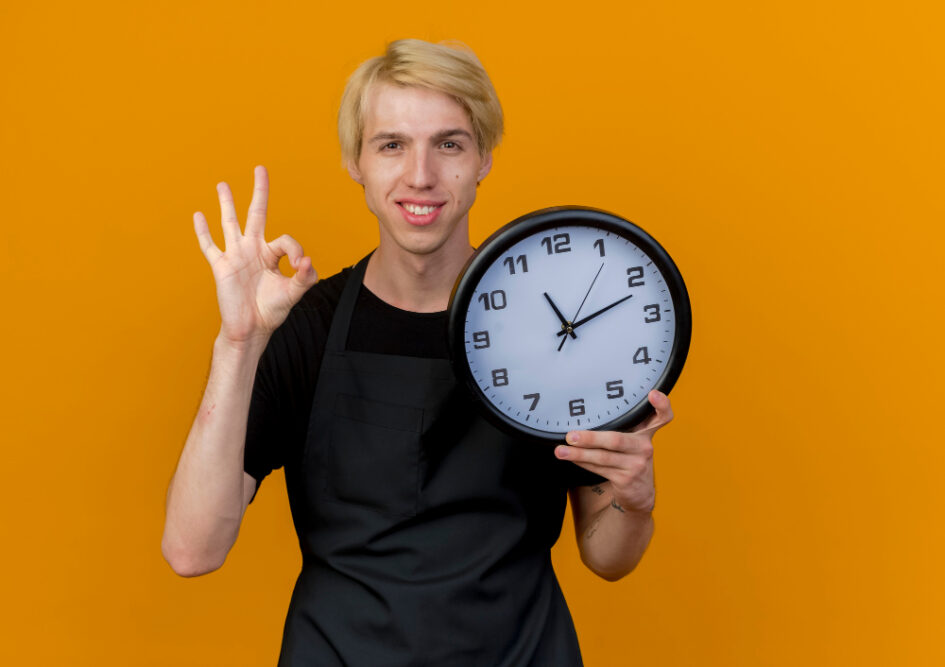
top-left (404, 147), bottom-right (436, 189)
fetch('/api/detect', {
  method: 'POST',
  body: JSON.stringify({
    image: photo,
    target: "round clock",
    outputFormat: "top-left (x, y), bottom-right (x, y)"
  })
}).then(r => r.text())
top-left (447, 206), bottom-right (691, 442)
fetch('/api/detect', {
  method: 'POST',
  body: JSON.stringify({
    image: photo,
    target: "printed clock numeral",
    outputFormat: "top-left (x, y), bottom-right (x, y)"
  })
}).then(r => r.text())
top-left (627, 266), bottom-right (645, 287)
top-left (523, 393), bottom-right (540, 411)
top-left (633, 347), bottom-right (652, 365)
top-left (491, 368), bottom-right (509, 386)
top-left (540, 233), bottom-right (571, 255)
top-left (478, 290), bottom-right (507, 311)
top-left (472, 331), bottom-right (490, 349)
top-left (606, 380), bottom-right (624, 399)
top-left (569, 398), bottom-right (586, 417)
top-left (643, 304), bottom-right (660, 323)
top-left (502, 254), bottom-right (529, 275)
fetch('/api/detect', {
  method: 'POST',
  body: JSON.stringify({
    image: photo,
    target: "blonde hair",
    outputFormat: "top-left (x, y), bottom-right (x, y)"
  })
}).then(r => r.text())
top-left (338, 39), bottom-right (504, 164)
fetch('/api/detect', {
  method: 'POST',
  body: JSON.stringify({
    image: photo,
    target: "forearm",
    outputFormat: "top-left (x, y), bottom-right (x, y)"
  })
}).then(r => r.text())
top-left (577, 493), bottom-right (654, 581)
top-left (162, 334), bottom-right (267, 576)
top-left (561, 392), bottom-right (672, 581)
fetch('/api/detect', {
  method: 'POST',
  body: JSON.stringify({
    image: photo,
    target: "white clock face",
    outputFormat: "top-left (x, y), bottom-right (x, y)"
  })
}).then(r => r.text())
top-left (460, 222), bottom-right (680, 437)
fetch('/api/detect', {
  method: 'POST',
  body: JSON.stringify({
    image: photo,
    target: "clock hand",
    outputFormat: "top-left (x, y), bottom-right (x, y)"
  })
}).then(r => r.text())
top-left (570, 262), bottom-right (604, 325)
top-left (558, 262), bottom-right (605, 351)
top-left (544, 292), bottom-right (577, 339)
top-left (556, 293), bottom-right (634, 336)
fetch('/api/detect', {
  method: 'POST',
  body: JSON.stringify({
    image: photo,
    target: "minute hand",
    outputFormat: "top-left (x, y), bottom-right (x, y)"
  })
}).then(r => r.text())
top-left (556, 294), bottom-right (634, 336)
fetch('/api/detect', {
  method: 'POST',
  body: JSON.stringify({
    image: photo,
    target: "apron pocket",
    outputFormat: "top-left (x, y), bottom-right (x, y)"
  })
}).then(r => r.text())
top-left (323, 393), bottom-right (424, 518)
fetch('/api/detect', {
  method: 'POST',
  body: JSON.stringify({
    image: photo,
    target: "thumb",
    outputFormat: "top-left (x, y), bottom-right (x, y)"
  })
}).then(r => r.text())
top-left (287, 257), bottom-right (319, 299)
top-left (631, 390), bottom-right (674, 433)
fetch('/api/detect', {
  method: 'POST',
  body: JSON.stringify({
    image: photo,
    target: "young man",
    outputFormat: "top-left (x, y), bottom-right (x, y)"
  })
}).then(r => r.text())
top-left (163, 39), bottom-right (673, 665)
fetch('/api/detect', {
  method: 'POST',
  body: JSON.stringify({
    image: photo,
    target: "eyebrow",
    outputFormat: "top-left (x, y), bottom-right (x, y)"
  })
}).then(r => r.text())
top-left (432, 128), bottom-right (474, 142)
top-left (366, 128), bottom-right (475, 144)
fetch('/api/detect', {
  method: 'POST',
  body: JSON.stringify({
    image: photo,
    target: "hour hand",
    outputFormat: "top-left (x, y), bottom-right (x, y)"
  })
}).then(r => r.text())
top-left (543, 292), bottom-right (576, 339)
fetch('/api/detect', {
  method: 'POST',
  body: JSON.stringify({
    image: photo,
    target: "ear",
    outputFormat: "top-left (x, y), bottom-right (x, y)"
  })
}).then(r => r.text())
top-left (477, 152), bottom-right (493, 184)
top-left (346, 159), bottom-right (364, 185)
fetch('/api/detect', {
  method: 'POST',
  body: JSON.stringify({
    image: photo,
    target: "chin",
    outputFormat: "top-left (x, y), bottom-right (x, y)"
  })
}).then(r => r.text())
top-left (385, 226), bottom-right (454, 257)
top-left (397, 238), bottom-right (447, 257)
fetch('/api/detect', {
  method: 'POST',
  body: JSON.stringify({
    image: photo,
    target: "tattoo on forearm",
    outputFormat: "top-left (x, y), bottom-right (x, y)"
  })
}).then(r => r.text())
top-left (585, 515), bottom-right (604, 540)
top-left (610, 498), bottom-right (626, 513)
top-left (591, 485), bottom-right (604, 496)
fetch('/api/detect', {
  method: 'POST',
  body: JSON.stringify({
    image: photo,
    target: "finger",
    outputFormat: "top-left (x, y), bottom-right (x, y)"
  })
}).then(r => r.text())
top-left (286, 256), bottom-right (319, 301)
top-left (565, 429), bottom-right (625, 451)
top-left (267, 234), bottom-right (319, 301)
top-left (216, 181), bottom-right (242, 248)
top-left (193, 211), bottom-right (222, 262)
top-left (631, 390), bottom-right (674, 434)
top-left (566, 429), bottom-right (654, 457)
top-left (556, 444), bottom-right (653, 493)
top-left (267, 234), bottom-right (305, 268)
top-left (553, 448), bottom-right (618, 480)
top-left (555, 442), bottom-right (631, 469)
top-left (244, 165), bottom-right (269, 238)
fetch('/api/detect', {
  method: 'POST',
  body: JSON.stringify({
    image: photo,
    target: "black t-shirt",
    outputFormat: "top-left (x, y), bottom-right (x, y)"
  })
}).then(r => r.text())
top-left (244, 267), bottom-right (603, 498)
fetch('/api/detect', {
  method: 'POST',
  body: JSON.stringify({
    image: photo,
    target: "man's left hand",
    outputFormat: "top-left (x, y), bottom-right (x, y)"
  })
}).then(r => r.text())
top-left (554, 390), bottom-right (674, 513)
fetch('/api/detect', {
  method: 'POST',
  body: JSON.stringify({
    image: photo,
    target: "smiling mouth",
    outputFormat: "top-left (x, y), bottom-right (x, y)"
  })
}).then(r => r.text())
top-left (399, 202), bottom-right (443, 215)
top-left (396, 200), bottom-right (445, 226)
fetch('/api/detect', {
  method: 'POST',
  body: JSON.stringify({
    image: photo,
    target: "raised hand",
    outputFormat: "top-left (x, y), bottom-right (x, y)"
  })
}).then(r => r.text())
top-left (193, 166), bottom-right (318, 346)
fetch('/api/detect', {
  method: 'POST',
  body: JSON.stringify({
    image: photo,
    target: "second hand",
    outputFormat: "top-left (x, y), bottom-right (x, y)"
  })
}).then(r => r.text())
top-left (559, 262), bottom-right (604, 352)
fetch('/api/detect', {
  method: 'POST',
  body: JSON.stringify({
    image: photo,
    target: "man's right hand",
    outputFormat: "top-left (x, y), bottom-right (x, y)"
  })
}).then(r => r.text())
top-left (194, 165), bottom-right (318, 345)
top-left (164, 165), bottom-right (315, 577)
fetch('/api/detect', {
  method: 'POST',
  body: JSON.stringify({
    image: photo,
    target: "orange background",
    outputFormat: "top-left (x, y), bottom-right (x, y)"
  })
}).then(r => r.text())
top-left (2, 1), bottom-right (942, 665)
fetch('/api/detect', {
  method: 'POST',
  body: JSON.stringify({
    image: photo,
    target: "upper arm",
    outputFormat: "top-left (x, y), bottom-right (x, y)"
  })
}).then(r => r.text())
top-left (241, 471), bottom-right (259, 515)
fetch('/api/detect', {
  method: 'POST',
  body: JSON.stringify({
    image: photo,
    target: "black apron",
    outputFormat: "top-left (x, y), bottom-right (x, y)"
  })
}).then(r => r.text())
top-left (278, 256), bottom-right (586, 666)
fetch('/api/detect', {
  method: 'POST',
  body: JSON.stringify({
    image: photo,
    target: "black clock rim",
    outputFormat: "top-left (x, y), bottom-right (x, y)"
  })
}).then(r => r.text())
top-left (447, 205), bottom-right (692, 443)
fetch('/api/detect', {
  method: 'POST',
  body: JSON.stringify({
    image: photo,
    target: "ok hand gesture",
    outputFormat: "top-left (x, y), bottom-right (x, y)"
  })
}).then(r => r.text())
top-left (194, 166), bottom-right (318, 345)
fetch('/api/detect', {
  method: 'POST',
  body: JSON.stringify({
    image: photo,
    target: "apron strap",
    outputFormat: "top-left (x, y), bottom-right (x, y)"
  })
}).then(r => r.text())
top-left (324, 253), bottom-right (371, 354)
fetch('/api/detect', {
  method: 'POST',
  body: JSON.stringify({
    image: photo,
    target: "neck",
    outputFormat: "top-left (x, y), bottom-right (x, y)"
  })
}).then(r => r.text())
top-left (363, 236), bottom-right (473, 313)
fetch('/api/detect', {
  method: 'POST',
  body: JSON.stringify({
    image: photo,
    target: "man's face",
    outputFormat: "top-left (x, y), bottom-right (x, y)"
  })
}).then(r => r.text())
top-left (348, 83), bottom-right (492, 258)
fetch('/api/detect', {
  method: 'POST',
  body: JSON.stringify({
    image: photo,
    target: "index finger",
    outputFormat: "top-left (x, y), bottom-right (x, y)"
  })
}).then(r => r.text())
top-left (244, 165), bottom-right (269, 237)
top-left (560, 428), bottom-right (650, 460)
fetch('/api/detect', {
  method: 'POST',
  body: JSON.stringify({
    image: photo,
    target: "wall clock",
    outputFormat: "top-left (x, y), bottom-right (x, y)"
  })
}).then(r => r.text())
top-left (447, 206), bottom-right (691, 442)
